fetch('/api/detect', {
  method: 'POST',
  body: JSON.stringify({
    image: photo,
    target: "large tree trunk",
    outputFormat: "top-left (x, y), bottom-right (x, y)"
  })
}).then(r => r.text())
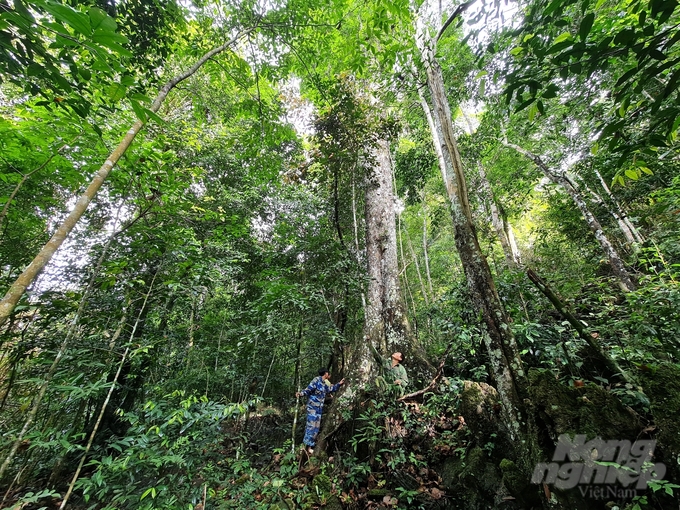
top-left (414, 15), bottom-right (527, 446)
top-left (0, 29), bottom-right (253, 327)
top-left (364, 139), bottom-right (411, 355)
top-left (504, 142), bottom-right (636, 292)
top-left (317, 138), bottom-right (417, 452)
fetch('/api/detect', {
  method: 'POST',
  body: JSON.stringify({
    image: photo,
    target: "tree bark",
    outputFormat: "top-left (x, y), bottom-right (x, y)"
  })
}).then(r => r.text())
top-left (0, 29), bottom-right (253, 327)
top-left (504, 142), bottom-right (636, 292)
top-left (414, 15), bottom-right (527, 446)
top-left (477, 161), bottom-right (520, 268)
top-left (364, 139), bottom-right (411, 355)
top-left (593, 168), bottom-right (644, 245)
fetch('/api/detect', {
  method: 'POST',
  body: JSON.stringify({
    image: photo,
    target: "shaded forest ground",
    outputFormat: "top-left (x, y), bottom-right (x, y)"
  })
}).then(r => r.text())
top-left (7, 358), bottom-right (679, 509)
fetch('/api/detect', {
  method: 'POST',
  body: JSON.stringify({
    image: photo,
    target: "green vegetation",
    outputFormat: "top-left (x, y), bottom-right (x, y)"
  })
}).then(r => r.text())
top-left (0, 0), bottom-right (679, 508)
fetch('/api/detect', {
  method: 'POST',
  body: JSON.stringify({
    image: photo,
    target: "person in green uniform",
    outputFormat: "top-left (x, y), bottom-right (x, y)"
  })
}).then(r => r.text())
top-left (369, 342), bottom-right (409, 394)
top-left (386, 351), bottom-right (408, 389)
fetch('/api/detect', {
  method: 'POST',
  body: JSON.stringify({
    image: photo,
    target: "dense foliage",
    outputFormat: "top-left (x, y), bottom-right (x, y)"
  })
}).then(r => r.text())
top-left (0, 0), bottom-right (679, 508)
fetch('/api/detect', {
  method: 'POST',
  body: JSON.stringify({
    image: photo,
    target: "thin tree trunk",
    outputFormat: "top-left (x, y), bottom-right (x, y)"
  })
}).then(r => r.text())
top-left (593, 168), bottom-right (644, 244)
top-left (59, 267), bottom-right (159, 509)
top-left (0, 29), bottom-right (253, 327)
top-left (398, 212), bottom-right (419, 329)
top-left (525, 268), bottom-right (631, 383)
top-left (477, 161), bottom-right (519, 268)
top-left (504, 142), bottom-right (636, 292)
top-left (585, 183), bottom-right (637, 247)
top-left (504, 218), bottom-right (521, 265)
top-left (421, 195), bottom-right (434, 295)
top-left (292, 329), bottom-right (302, 452)
top-left (406, 227), bottom-right (429, 304)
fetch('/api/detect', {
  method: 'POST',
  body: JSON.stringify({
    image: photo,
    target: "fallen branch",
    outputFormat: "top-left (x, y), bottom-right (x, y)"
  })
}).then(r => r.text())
top-left (398, 340), bottom-right (454, 401)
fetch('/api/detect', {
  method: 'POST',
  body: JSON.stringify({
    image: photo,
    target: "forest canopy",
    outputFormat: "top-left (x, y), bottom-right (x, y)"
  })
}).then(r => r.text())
top-left (0, 0), bottom-right (679, 508)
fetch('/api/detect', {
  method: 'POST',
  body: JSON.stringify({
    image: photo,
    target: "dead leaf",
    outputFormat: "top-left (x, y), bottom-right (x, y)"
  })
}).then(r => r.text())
top-left (543, 482), bottom-right (551, 499)
top-left (430, 487), bottom-right (444, 500)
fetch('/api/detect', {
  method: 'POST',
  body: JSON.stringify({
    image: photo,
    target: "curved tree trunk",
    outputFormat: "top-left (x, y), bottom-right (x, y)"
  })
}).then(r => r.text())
top-left (0, 29), bottom-right (253, 327)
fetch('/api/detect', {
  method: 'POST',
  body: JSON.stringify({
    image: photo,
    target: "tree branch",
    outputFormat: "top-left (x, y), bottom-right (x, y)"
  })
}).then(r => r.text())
top-left (436, 0), bottom-right (476, 43)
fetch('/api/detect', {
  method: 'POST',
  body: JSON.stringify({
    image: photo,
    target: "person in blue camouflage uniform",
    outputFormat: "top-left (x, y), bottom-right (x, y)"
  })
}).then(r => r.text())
top-left (296, 369), bottom-right (345, 453)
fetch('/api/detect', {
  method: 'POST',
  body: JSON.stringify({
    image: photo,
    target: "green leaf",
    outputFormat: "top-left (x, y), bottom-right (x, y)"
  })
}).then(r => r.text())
top-left (516, 97), bottom-right (536, 112)
top-left (625, 169), bottom-right (639, 180)
top-left (479, 78), bottom-right (485, 96)
top-left (640, 166), bottom-right (653, 175)
top-left (88, 7), bottom-right (117, 32)
top-left (130, 93), bottom-right (152, 104)
top-left (41, 2), bottom-right (92, 36)
top-left (140, 487), bottom-right (156, 500)
top-left (544, 0), bottom-right (564, 16)
top-left (528, 102), bottom-right (538, 121)
top-left (579, 13), bottom-right (594, 41)
top-left (130, 100), bottom-right (147, 122)
top-left (92, 29), bottom-right (128, 45)
top-left (614, 28), bottom-right (636, 45)
top-left (542, 84), bottom-right (559, 99)
top-left (92, 33), bottom-right (133, 57)
top-left (107, 83), bottom-right (127, 101)
top-left (554, 32), bottom-right (572, 44)
top-left (144, 108), bottom-right (167, 126)
top-left (649, 49), bottom-right (666, 60)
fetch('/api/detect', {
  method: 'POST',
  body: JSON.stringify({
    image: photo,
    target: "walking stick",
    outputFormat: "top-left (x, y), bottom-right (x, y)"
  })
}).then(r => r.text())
top-left (292, 383), bottom-right (301, 453)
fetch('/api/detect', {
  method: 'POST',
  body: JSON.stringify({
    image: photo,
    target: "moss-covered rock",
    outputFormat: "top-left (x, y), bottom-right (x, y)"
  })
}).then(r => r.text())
top-left (458, 381), bottom-right (501, 441)
top-left (499, 458), bottom-right (528, 496)
top-left (640, 363), bottom-right (680, 455)
top-left (528, 369), bottom-right (640, 441)
top-left (438, 446), bottom-right (503, 509)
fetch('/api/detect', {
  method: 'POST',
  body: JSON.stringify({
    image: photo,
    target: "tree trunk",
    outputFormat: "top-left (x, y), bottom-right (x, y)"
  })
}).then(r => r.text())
top-left (504, 142), bottom-right (636, 292)
top-left (0, 29), bottom-right (253, 327)
top-left (364, 139), bottom-right (411, 354)
top-left (316, 138), bottom-right (415, 452)
top-left (593, 168), bottom-right (644, 245)
top-left (421, 195), bottom-right (434, 295)
top-left (414, 15), bottom-right (528, 447)
top-left (477, 161), bottom-right (520, 268)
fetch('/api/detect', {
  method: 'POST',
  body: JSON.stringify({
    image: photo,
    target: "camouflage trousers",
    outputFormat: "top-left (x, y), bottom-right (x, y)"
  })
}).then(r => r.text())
top-left (303, 400), bottom-right (324, 447)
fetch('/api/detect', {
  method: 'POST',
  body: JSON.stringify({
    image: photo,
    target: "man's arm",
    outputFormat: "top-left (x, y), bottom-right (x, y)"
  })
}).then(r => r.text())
top-left (368, 342), bottom-right (389, 370)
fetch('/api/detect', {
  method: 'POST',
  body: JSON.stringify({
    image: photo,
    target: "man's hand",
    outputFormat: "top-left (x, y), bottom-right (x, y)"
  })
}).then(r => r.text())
top-left (395, 379), bottom-right (401, 385)
top-left (339, 378), bottom-right (346, 385)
